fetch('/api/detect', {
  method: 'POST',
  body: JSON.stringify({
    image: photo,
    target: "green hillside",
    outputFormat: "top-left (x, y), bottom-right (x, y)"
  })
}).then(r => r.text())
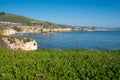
top-left (0, 12), bottom-right (34, 25)
top-left (0, 12), bottom-right (70, 28)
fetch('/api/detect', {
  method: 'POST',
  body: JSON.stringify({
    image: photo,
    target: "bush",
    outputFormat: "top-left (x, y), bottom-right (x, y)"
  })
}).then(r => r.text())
top-left (12, 26), bottom-right (22, 32)
top-left (23, 37), bottom-right (33, 43)
top-left (0, 12), bottom-right (6, 15)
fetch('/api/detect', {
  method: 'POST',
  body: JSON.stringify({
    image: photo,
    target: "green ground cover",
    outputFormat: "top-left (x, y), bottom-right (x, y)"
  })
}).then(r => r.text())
top-left (0, 46), bottom-right (120, 80)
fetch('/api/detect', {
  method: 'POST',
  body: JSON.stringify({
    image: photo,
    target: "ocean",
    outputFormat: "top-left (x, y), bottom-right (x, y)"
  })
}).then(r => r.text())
top-left (18, 30), bottom-right (120, 50)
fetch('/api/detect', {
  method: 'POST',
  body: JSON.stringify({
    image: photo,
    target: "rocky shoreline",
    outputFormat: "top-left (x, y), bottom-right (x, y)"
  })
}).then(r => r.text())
top-left (0, 26), bottom-right (72, 35)
top-left (0, 36), bottom-right (37, 51)
top-left (0, 26), bottom-right (72, 51)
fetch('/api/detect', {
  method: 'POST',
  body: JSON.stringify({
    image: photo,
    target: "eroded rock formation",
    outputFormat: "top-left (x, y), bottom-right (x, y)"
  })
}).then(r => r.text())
top-left (0, 36), bottom-right (37, 51)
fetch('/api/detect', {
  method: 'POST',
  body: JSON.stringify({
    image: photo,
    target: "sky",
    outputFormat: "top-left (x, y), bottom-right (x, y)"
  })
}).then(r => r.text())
top-left (0, 0), bottom-right (120, 27)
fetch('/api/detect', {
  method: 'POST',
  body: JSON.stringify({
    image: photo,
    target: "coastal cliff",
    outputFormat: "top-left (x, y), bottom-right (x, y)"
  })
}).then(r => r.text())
top-left (0, 26), bottom-right (72, 35)
top-left (42, 27), bottom-right (72, 33)
top-left (1, 28), bottom-right (16, 36)
top-left (0, 36), bottom-right (37, 51)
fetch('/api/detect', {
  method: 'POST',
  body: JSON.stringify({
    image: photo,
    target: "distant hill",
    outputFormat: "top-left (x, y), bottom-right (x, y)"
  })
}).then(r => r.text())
top-left (0, 12), bottom-right (70, 28)
top-left (0, 12), bottom-right (35, 25)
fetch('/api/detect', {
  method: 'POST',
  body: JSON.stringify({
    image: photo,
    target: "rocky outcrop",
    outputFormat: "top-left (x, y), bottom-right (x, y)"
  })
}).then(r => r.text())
top-left (16, 26), bottom-right (72, 33)
top-left (1, 36), bottom-right (37, 51)
top-left (41, 28), bottom-right (72, 33)
top-left (17, 26), bottom-right (42, 33)
top-left (0, 26), bottom-right (72, 34)
top-left (50, 28), bottom-right (72, 32)
top-left (1, 29), bottom-right (17, 36)
top-left (0, 28), bottom-right (17, 36)
top-left (41, 28), bottom-right (50, 33)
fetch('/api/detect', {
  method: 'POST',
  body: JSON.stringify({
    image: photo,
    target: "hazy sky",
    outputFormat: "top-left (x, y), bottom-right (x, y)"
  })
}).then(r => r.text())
top-left (0, 0), bottom-right (120, 27)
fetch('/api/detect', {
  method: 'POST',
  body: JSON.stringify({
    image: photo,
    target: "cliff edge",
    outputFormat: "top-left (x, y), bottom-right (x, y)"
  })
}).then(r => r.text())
top-left (0, 36), bottom-right (37, 51)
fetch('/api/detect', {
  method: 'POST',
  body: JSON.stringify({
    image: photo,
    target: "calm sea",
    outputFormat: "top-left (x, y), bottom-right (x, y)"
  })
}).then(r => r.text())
top-left (18, 30), bottom-right (120, 50)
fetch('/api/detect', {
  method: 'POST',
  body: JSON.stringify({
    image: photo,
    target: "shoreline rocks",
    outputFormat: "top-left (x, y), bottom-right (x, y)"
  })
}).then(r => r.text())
top-left (0, 36), bottom-right (37, 51)
top-left (0, 28), bottom-right (17, 36)
top-left (0, 26), bottom-right (72, 51)
top-left (17, 26), bottom-right (72, 33)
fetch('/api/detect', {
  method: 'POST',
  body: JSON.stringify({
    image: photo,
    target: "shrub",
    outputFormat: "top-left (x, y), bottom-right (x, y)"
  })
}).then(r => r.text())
top-left (23, 38), bottom-right (32, 43)
top-left (12, 26), bottom-right (22, 32)
top-left (0, 12), bottom-right (6, 15)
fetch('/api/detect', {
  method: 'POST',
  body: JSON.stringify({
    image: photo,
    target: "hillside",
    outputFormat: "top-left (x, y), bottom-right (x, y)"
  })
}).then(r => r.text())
top-left (0, 12), bottom-right (34, 26)
top-left (0, 12), bottom-right (70, 28)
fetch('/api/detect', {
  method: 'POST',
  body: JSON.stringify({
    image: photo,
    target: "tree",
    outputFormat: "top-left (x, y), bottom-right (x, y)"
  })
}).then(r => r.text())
top-left (0, 12), bottom-right (6, 15)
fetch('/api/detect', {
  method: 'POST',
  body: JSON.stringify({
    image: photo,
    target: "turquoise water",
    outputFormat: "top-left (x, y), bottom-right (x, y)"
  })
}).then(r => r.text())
top-left (19, 31), bottom-right (120, 50)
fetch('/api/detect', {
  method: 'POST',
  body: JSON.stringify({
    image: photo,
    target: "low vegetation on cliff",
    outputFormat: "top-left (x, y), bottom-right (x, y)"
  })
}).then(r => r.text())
top-left (0, 46), bottom-right (120, 80)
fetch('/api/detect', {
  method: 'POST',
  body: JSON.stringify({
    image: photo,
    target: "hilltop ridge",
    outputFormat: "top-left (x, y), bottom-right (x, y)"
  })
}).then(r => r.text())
top-left (0, 12), bottom-right (70, 28)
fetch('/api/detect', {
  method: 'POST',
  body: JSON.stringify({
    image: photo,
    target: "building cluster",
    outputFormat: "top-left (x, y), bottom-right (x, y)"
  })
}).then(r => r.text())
top-left (0, 21), bottom-right (21, 26)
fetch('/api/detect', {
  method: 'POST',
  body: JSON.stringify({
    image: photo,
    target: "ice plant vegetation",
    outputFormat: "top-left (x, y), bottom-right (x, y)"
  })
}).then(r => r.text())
top-left (0, 46), bottom-right (120, 80)
top-left (37, 73), bottom-right (44, 77)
